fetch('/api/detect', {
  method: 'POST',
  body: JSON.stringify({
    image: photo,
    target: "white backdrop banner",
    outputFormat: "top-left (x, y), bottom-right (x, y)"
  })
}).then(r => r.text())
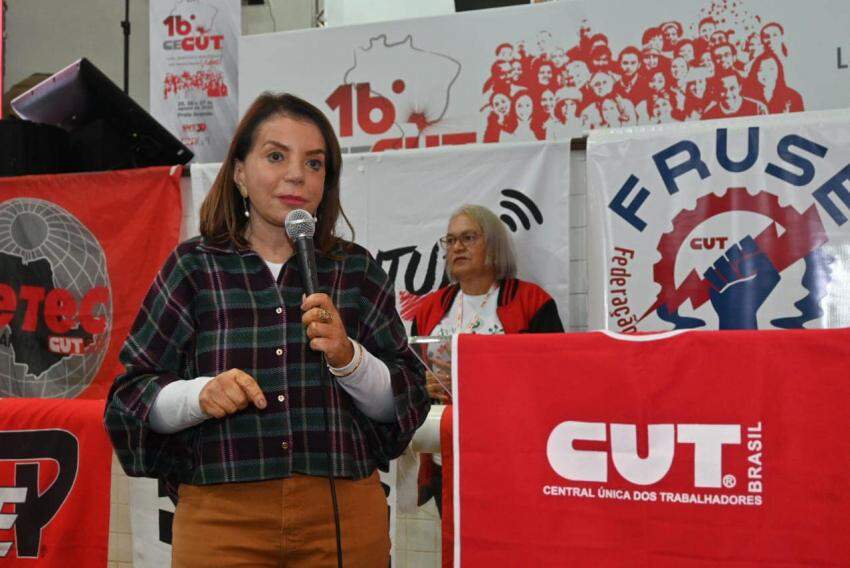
top-left (129, 478), bottom-right (174, 568)
top-left (587, 109), bottom-right (850, 332)
top-left (339, 141), bottom-right (571, 325)
top-left (240, 1), bottom-right (582, 150)
top-left (189, 141), bottom-right (571, 325)
top-left (150, 0), bottom-right (240, 162)
top-left (240, 0), bottom-right (850, 147)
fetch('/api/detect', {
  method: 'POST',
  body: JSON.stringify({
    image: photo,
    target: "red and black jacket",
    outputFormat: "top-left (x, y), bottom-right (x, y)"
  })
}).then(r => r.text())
top-left (410, 278), bottom-right (563, 336)
top-left (412, 278), bottom-right (563, 510)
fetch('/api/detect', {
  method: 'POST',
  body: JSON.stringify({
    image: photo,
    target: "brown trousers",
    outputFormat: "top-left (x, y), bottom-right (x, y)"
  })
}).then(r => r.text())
top-left (172, 472), bottom-right (389, 567)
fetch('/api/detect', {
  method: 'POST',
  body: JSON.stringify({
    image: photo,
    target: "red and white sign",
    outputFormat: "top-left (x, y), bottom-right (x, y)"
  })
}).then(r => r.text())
top-left (150, 0), bottom-right (240, 162)
top-left (241, 0), bottom-right (850, 149)
top-left (453, 329), bottom-right (850, 566)
top-left (0, 398), bottom-right (112, 565)
top-left (0, 167), bottom-right (182, 398)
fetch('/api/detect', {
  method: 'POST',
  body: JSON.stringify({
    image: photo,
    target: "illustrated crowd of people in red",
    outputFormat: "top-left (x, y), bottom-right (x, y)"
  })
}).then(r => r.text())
top-left (164, 70), bottom-right (229, 99)
top-left (481, 17), bottom-right (803, 140)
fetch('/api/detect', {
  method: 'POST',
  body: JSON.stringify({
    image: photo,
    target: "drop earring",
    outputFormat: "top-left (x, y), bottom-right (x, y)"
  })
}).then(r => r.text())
top-left (238, 184), bottom-right (250, 218)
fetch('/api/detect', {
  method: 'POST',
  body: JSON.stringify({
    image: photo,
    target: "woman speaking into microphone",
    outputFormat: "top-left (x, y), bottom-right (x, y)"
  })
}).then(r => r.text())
top-left (104, 92), bottom-right (429, 566)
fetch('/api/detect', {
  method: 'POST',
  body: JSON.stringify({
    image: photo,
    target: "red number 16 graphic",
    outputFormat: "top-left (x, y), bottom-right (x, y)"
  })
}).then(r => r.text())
top-left (325, 83), bottom-right (398, 137)
top-left (163, 15), bottom-right (193, 37)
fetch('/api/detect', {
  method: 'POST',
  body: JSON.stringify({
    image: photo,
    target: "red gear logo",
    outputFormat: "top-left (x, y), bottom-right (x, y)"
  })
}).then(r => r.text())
top-left (640, 187), bottom-right (827, 321)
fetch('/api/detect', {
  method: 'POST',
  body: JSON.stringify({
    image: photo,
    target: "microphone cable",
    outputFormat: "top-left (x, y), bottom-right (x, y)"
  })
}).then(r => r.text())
top-left (285, 208), bottom-right (343, 568)
top-left (318, 356), bottom-right (344, 568)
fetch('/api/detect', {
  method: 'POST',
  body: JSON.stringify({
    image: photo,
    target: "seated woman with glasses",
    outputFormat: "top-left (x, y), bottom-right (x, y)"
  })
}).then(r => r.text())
top-left (411, 203), bottom-right (563, 401)
top-left (409, 204), bottom-right (563, 512)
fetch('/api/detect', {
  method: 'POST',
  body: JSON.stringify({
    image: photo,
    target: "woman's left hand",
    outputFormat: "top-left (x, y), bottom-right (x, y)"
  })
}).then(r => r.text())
top-left (302, 293), bottom-right (354, 368)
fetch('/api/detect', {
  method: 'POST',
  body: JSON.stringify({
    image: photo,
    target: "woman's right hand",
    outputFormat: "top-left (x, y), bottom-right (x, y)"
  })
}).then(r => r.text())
top-left (199, 369), bottom-right (267, 418)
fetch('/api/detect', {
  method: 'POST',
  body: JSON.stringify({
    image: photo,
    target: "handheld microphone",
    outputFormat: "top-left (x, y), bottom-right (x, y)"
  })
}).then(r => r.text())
top-left (284, 209), bottom-right (318, 295)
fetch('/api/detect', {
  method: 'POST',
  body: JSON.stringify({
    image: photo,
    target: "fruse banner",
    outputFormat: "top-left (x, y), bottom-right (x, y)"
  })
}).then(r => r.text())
top-left (587, 109), bottom-right (850, 332)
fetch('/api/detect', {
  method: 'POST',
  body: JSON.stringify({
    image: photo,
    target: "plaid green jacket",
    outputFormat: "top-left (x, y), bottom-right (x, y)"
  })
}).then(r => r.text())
top-left (104, 237), bottom-right (429, 486)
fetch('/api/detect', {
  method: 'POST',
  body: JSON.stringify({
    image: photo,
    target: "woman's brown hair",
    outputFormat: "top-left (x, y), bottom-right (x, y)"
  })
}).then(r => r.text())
top-left (199, 92), bottom-right (352, 253)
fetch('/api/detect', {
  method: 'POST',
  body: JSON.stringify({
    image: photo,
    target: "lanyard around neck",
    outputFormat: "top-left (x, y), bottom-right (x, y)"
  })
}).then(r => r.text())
top-left (454, 285), bottom-right (496, 334)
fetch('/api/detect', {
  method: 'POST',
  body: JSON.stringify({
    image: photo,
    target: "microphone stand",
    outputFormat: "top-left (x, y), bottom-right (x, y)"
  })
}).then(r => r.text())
top-left (121, 0), bottom-right (130, 94)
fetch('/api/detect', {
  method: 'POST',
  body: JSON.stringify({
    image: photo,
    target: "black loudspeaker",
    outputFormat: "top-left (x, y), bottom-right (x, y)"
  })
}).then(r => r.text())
top-left (0, 119), bottom-right (72, 177)
top-left (10, 58), bottom-right (193, 173)
top-left (454, 0), bottom-right (530, 11)
top-left (68, 119), bottom-right (142, 173)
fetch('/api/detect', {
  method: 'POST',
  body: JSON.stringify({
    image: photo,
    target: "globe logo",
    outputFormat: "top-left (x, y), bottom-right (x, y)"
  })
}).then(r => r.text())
top-left (0, 198), bottom-right (112, 398)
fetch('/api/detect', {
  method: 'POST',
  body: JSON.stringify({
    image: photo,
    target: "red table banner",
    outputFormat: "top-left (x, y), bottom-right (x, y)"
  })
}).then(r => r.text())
top-left (453, 329), bottom-right (850, 567)
top-left (0, 166), bottom-right (182, 399)
top-left (0, 398), bottom-right (112, 565)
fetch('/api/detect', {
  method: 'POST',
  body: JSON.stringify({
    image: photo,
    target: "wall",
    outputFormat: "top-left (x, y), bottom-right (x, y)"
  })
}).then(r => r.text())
top-left (6, 0), bottom-right (151, 110)
top-left (324, 0), bottom-right (454, 27)
top-left (4, 0), bottom-right (315, 112)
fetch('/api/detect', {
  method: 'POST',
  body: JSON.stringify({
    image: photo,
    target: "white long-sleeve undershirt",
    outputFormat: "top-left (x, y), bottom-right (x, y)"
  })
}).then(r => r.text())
top-left (148, 338), bottom-right (395, 433)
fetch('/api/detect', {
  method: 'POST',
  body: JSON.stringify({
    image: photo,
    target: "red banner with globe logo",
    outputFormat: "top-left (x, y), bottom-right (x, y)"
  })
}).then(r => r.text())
top-left (0, 166), bottom-right (182, 399)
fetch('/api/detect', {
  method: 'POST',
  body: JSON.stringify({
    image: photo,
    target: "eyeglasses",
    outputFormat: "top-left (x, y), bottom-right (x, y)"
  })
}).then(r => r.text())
top-left (439, 232), bottom-right (481, 249)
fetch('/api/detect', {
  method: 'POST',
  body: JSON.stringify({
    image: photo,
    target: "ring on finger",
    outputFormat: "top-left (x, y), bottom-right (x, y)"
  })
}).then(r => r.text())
top-left (318, 308), bottom-right (332, 324)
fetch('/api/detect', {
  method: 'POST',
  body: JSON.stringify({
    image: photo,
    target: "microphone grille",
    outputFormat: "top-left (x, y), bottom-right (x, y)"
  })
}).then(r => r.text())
top-left (284, 209), bottom-right (316, 240)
